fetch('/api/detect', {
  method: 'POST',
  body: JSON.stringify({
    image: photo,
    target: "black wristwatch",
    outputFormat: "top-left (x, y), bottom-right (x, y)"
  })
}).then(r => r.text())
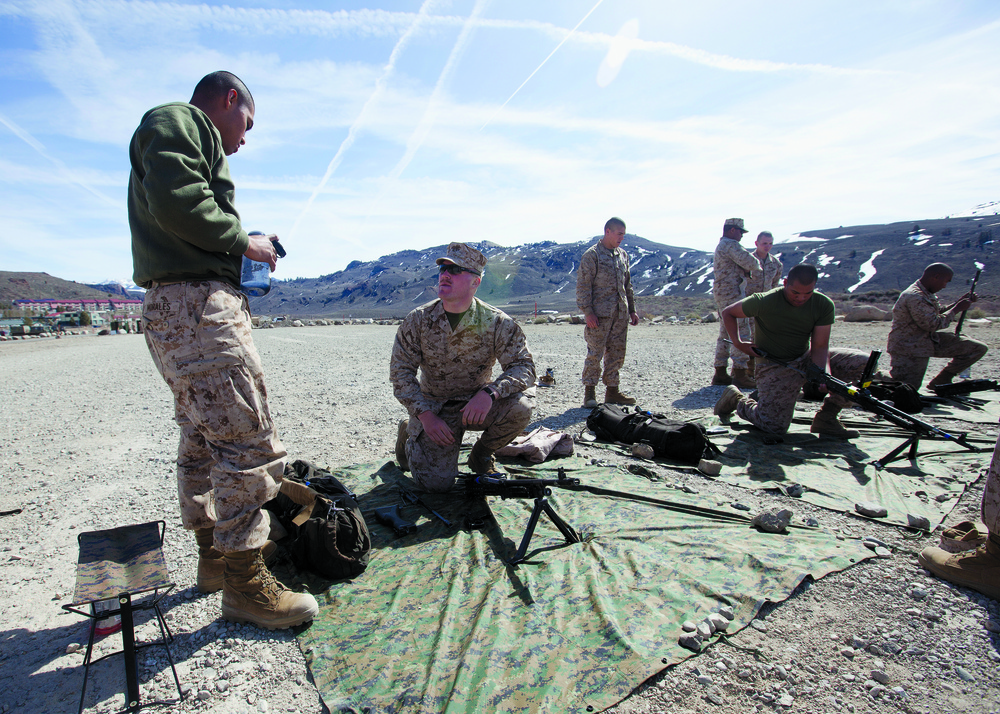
top-left (482, 386), bottom-right (498, 402)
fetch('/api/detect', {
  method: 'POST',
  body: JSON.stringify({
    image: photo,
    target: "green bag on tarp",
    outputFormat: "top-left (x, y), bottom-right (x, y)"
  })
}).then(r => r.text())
top-left (265, 459), bottom-right (371, 580)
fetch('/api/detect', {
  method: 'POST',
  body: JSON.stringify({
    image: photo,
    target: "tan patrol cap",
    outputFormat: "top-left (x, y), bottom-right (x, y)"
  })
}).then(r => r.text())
top-left (724, 217), bottom-right (748, 233)
top-left (436, 242), bottom-right (487, 275)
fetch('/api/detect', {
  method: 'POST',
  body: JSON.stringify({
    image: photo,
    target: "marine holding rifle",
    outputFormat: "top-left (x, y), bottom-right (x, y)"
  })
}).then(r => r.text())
top-left (390, 243), bottom-right (536, 492)
top-left (713, 264), bottom-right (872, 439)
top-left (887, 263), bottom-right (988, 390)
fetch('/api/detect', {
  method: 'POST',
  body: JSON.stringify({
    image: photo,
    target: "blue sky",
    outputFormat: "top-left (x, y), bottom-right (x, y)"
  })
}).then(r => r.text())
top-left (1, 1), bottom-right (999, 284)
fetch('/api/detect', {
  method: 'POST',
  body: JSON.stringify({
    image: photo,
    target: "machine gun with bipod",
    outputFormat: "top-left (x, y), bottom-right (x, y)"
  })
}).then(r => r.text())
top-left (461, 467), bottom-right (582, 565)
top-left (750, 347), bottom-right (988, 468)
top-left (798, 351), bottom-right (988, 468)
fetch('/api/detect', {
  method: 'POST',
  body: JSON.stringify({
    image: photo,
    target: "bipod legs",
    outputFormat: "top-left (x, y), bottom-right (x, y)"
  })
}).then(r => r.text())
top-left (873, 431), bottom-right (984, 470)
top-left (508, 495), bottom-right (581, 565)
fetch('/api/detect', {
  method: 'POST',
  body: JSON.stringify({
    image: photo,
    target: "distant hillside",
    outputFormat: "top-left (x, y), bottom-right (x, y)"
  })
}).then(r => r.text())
top-left (250, 216), bottom-right (996, 318)
top-left (249, 236), bottom-right (715, 319)
top-left (4, 214), bottom-right (996, 318)
top-left (0, 272), bottom-right (128, 304)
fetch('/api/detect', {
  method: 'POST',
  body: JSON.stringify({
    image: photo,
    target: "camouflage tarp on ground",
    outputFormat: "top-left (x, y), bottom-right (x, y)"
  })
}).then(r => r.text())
top-left (587, 395), bottom-right (996, 529)
top-left (291, 457), bottom-right (872, 714)
top-left (708, 402), bottom-right (992, 528)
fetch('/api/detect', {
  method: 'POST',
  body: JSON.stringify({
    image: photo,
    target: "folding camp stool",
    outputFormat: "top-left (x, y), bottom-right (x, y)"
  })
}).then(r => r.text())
top-left (62, 520), bottom-right (184, 714)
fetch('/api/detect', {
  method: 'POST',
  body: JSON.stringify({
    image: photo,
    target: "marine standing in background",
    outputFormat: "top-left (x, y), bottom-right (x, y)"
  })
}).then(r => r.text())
top-left (744, 231), bottom-right (784, 372)
top-left (391, 243), bottom-right (536, 492)
top-left (712, 218), bottom-right (762, 388)
top-left (129, 71), bottom-right (317, 630)
top-left (576, 217), bottom-right (640, 408)
top-left (887, 263), bottom-right (987, 389)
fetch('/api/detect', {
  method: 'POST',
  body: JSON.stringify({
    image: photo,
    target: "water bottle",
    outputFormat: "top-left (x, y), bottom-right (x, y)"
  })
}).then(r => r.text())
top-left (241, 231), bottom-right (286, 297)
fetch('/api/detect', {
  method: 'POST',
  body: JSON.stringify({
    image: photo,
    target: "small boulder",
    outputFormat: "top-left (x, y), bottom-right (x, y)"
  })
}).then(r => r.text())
top-left (855, 501), bottom-right (888, 518)
top-left (752, 508), bottom-right (793, 533)
top-left (844, 305), bottom-right (891, 322)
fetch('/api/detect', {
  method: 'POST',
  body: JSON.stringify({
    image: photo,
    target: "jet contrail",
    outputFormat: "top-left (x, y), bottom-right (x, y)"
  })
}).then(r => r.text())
top-left (0, 112), bottom-right (119, 209)
top-left (480, 0), bottom-right (605, 131)
top-left (289, 0), bottom-right (445, 240)
top-left (387, 0), bottom-right (492, 181)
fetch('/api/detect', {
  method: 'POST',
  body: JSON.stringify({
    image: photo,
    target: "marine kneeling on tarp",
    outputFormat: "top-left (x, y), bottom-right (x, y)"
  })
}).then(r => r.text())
top-left (390, 242), bottom-right (537, 492)
top-left (713, 263), bottom-right (869, 440)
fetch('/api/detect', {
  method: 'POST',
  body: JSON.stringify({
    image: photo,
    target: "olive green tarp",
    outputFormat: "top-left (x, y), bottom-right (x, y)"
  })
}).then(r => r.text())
top-left (292, 457), bottom-right (872, 714)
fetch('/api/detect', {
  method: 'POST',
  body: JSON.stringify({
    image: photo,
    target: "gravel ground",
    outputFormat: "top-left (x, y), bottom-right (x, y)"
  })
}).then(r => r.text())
top-left (1, 319), bottom-right (998, 714)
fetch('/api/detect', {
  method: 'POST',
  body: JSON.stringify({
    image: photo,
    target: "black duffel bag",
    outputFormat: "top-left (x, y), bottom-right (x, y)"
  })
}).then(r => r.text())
top-left (866, 380), bottom-right (924, 414)
top-left (586, 404), bottom-right (720, 464)
top-left (264, 459), bottom-right (371, 580)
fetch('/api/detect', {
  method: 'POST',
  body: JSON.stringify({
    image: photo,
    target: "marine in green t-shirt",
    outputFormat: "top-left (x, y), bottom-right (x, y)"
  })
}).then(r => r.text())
top-left (740, 285), bottom-right (835, 362)
top-left (714, 263), bottom-right (865, 440)
top-left (721, 264), bottom-right (834, 368)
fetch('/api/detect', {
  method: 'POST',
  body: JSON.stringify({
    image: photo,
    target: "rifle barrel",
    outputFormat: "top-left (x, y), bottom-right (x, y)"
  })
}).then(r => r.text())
top-left (954, 268), bottom-right (982, 337)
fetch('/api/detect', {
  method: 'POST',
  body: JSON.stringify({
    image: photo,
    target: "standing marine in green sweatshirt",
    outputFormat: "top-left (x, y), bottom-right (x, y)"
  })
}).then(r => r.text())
top-left (129, 71), bottom-right (317, 630)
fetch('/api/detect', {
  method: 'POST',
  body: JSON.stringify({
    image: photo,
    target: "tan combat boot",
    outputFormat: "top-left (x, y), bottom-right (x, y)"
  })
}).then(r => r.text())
top-left (713, 385), bottom-right (745, 417)
top-left (605, 386), bottom-right (637, 406)
top-left (711, 366), bottom-right (732, 386)
top-left (810, 409), bottom-right (859, 439)
top-left (918, 535), bottom-right (1000, 600)
top-left (731, 368), bottom-right (757, 389)
top-left (196, 528), bottom-right (278, 594)
top-left (195, 527), bottom-right (225, 593)
top-left (926, 370), bottom-right (956, 390)
top-left (467, 441), bottom-right (498, 475)
top-left (395, 419), bottom-right (409, 472)
top-left (221, 548), bottom-right (318, 629)
top-left (583, 386), bottom-right (598, 408)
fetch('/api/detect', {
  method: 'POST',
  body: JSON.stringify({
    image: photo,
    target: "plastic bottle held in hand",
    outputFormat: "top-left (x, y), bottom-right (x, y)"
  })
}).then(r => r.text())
top-left (241, 230), bottom-right (273, 297)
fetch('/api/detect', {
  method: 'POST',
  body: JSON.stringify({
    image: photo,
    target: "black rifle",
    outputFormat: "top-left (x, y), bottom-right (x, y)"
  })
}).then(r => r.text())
top-left (398, 484), bottom-right (452, 528)
top-left (751, 347), bottom-right (987, 468)
top-left (461, 467), bottom-right (582, 565)
top-left (800, 352), bottom-right (986, 468)
top-left (954, 268), bottom-right (981, 337)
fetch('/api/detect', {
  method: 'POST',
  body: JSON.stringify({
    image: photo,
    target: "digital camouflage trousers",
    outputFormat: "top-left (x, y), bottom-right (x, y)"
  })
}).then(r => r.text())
top-left (142, 280), bottom-right (285, 553)
top-left (735, 348), bottom-right (873, 435)
top-left (582, 308), bottom-right (629, 386)
top-left (404, 392), bottom-right (534, 492)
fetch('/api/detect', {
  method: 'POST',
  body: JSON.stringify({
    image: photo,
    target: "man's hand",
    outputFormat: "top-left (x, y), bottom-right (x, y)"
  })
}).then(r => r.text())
top-left (629, 312), bottom-right (639, 326)
top-left (951, 291), bottom-right (978, 314)
top-left (417, 411), bottom-right (455, 446)
top-left (585, 314), bottom-right (599, 329)
top-left (244, 233), bottom-right (280, 271)
top-left (461, 390), bottom-right (494, 427)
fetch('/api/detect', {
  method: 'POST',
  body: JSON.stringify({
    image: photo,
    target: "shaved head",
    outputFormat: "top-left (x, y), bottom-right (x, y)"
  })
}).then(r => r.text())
top-left (922, 263), bottom-right (954, 281)
top-left (191, 71), bottom-right (254, 112)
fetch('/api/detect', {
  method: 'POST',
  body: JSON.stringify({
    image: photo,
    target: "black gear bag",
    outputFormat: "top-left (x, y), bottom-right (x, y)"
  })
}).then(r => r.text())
top-left (264, 459), bottom-right (371, 580)
top-left (586, 404), bottom-right (720, 464)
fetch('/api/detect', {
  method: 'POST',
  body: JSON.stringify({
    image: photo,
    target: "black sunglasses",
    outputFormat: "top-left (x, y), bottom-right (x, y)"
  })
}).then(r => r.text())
top-left (439, 264), bottom-right (480, 276)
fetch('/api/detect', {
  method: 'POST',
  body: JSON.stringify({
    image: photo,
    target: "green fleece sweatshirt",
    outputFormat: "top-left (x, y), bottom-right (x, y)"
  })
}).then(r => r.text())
top-left (129, 102), bottom-right (250, 289)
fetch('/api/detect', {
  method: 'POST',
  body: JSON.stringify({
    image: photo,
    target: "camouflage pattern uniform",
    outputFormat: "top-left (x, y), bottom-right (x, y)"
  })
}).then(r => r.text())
top-left (736, 348), bottom-right (872, 434)
top-left (576, 242), bottom-right (636, 386)
top-left (887, 280), bottom-right (989, 388)
top-left (390, 297), bottom-right (536, 491)
top-left (745, 252), bottom-right (784, 345)
top-left (142, 281), bottom-right (284, 552)
top-left (713, 238), bottom-right (762, 370)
